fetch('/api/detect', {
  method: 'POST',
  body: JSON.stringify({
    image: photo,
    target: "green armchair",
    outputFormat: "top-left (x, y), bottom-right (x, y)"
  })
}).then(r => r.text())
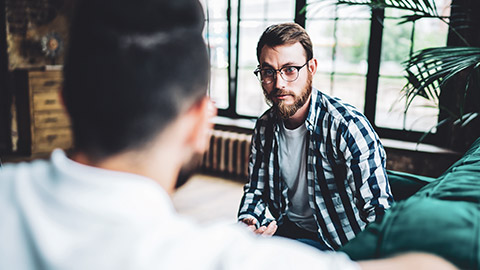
top-left (341, 137), bottom-right (480, 270)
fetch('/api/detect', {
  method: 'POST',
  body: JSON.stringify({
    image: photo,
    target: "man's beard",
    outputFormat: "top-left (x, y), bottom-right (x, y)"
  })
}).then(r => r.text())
top-left (175, 153), bottom-right (203, 189)
top-left (263, 75), bottom-right (312, 119)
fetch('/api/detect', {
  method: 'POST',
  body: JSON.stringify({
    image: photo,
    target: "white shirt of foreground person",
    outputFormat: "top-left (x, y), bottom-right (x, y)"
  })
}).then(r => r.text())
top-left (0, 149), bottom-right (359, 270)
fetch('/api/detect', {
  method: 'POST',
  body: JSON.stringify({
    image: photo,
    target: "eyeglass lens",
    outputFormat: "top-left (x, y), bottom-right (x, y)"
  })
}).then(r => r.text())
top-left (258, 67), bottom-right (299, 84)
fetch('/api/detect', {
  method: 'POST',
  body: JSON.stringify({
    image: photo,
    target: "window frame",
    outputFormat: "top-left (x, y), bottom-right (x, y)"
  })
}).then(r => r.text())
top-left (209, 0), bottom-right (451, 147)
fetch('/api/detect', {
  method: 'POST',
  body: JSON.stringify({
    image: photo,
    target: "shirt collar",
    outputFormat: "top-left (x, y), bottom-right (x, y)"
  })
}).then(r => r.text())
top-left (305, 87), bottom-right (320, 131)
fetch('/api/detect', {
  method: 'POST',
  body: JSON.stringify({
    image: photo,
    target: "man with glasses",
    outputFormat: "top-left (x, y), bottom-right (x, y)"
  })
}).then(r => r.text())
top-left (238, 22), bottom-right (394, 251)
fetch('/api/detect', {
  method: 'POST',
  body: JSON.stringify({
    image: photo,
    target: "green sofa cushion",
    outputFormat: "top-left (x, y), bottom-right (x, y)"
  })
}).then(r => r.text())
top-left (387, 170), bottom-right (435, 201)
top-left (414, 137), bottom-right (480, 202)
top-left (341, 137), bottom-right (480, 269)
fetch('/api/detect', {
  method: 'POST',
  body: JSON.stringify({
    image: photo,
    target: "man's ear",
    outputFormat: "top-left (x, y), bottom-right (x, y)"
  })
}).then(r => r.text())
top-left (308, 58), bottom-right (318, 76)
top-left (183, 97), bottom-right (217, 154)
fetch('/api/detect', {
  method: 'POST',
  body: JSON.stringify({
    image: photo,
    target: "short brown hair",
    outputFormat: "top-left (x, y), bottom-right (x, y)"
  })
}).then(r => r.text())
top-left (256, 22), bottom-right (313, 62)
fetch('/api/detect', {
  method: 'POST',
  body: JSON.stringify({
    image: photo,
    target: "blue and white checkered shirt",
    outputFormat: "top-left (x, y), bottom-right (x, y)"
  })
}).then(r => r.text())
top-left (238, 88), bottom-right (393, 250)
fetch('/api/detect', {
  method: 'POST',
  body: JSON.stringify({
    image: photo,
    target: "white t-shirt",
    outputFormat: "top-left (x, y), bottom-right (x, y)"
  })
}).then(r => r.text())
top-left (0, 149), bottom-right (359, 270)
top-left (279, 121), bottom-right (317, 232)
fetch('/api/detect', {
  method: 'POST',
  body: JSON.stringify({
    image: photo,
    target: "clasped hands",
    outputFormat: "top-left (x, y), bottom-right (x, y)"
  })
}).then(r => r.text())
top-left (240, 218), bottom-right (278, 236)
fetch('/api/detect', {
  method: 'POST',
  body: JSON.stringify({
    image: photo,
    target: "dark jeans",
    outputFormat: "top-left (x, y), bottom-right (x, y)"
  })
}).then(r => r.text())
top-left (274, 217), bottom-right (330, 251)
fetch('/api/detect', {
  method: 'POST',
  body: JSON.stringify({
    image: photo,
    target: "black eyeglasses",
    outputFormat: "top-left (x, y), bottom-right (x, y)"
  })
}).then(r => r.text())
top-left (254, 61), bottom-right (310, 84)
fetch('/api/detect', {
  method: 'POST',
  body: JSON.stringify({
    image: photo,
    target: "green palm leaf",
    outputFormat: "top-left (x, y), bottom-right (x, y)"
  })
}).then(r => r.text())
top-left (304, 0), bottom-right (440, 22)
top-left (338, 0), bottom-right (438, 16)
top-left (403, 46), bottom-right (480, 123)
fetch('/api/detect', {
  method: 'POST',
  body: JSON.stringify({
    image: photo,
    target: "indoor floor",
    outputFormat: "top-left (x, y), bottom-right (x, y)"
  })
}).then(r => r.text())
top-left (172, 174), bottom-right (245, 225)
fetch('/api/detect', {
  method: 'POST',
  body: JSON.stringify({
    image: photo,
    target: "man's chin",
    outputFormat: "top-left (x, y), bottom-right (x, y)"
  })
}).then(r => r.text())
top-left (273, 103), bottom-right (297, 119)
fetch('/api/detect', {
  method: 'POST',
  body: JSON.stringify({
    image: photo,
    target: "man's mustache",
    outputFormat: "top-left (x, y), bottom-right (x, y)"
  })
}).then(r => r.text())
top-left (268, 88), bottom-right (296, 99)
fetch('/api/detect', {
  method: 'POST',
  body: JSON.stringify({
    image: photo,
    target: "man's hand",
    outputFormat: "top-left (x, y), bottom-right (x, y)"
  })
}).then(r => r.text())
top-left (241, 218), bottom-right (278, 236)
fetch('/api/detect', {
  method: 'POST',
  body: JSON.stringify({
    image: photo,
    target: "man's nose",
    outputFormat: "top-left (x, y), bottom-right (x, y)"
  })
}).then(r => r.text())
top-left (274, 71), bottom-right (286, 89)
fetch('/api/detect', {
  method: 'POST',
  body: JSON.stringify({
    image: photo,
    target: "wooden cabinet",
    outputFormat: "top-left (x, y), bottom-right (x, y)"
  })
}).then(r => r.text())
top-left (15, 69), bottom-right (73, 155)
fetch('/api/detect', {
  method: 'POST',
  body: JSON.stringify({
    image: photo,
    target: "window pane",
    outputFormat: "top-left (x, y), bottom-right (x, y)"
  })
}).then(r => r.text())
top-left (236, 0), bottom-right (294, 117)
top-left (307, 20), bottom-right (334, 73)
top-left (241, 0), bottom-right (294, 19)
top-left (384, 6), bottom-right (414, 17)
top-left (206, 21), bottom-right (229, 109)
top-left (379, 17), bottom-right (413, 76)
top-left (205, 0), bottom-right (227, 19)
top-left (313, 73), bottom-right (331, 96)
top-left (266, 0), bottom-right (295, 19)
top-left (413, 18), bottom-right (449, 52)
top-left (210, 69), bottom-right (229, 109)
top-left (236, 21), bottom-right (268, 116)
top-left (313, 74), bottom-right (366, 112)
top-left (241, 0), bottom-right (266, 19)
top-left (307, 16), bottom-right (369, 114)
top-left (335, 20), bottom-right (370, 74)
top-left (306, 0), bottom-right (370, 19)
top-left (237, 21), bottom-right (264, 68)
top-left (376, 77), bottom-right (438, 132)
top-left (376, 77), bottom-right (406, 130)
top-left (331, 74), bottom-right (366, 111)
top-left (200, 0), bottom-right (228, 20)
top-left (305, 0), bottom-right (337, 19)
top-left (337, 5), bottom-right (370, 19)
top-left (437, 0), bottom-right (452, 17)
top-left (200, 0), bottom-right (229, 109)
top-left (376, 3), bottom-right (450, 132)
top-left (236, 68), bottom-right (269, 116)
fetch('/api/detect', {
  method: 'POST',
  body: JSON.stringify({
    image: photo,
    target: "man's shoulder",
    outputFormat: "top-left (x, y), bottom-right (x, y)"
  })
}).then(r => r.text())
top-left (258, 107), bottom-right (275, 120)
top-left (0, 159), bottom-right (53, 212)
top-left (0, 159), bottom-right (52, 182)
top-left (254, 107), bottom-right (276, 129)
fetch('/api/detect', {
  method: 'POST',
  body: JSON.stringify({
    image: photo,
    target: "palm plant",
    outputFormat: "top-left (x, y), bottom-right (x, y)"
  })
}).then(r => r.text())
top-left (404, 46), bottom-right (480, 128)
top-left (306, 0), bottom-right (480, 148)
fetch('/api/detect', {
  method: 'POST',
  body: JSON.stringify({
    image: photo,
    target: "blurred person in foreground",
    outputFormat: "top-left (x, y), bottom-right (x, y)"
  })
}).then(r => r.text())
top-left (0, 0), bottom-right (456, 269)
top-left (238, 22), bottom-right (393, 250)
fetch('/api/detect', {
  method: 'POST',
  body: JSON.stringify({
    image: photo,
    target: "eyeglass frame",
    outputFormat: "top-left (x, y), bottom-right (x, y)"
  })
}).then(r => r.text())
top-left (253, 59), bottom-right (311, 84)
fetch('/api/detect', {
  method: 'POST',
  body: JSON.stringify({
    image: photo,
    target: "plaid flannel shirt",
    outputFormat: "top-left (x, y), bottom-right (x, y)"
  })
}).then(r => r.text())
top-left (238, 88), bottom-right (394, 250)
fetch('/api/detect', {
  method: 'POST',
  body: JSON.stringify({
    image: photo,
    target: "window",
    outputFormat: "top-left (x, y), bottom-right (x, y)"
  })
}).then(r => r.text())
top-left (376, 3), bottom-right (450, 133)
top-left (200, 0), bottom-right (230, 110)
top-left (236, 0), bottom-right (296, 117)
top-left (305, 1), bottom-right (371, 112)
top-left (200, 0), bottom-right (452, 145)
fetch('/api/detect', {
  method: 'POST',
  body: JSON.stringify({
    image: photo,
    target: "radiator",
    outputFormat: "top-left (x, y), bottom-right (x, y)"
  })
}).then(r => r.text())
top-left (201, 130), bottom-right (251, 179)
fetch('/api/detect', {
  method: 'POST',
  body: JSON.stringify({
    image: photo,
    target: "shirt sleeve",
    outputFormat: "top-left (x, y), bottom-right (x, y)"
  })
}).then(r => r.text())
top-left (237, 121), bottom-right (268, 227)
top-left (339, 117), bottom-right (394, 223)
